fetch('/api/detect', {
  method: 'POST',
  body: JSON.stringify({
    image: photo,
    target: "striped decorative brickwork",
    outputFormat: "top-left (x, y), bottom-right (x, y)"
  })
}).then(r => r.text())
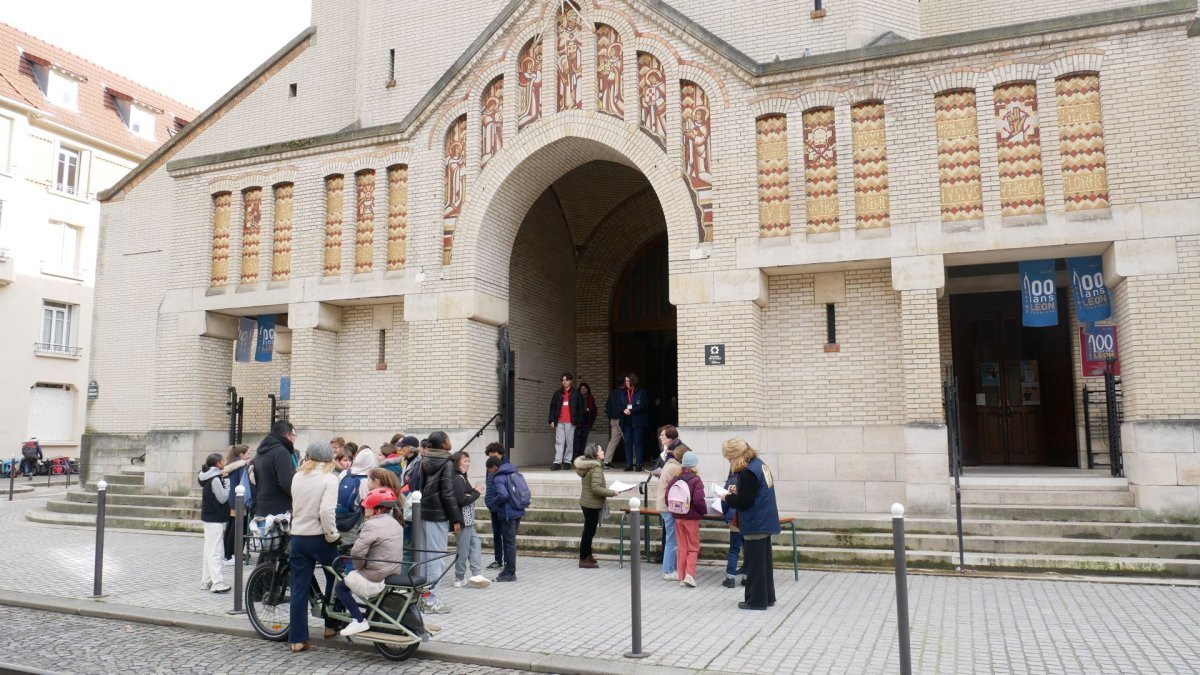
top-left (934, 90), bottom-right (983, 223)
top-left (239, 187), bottom-right (262, 284)
top-left (209, 192), bottom-right (231, 286)
top-left (1055, 73), bottom-right (1110, 212)
top-left (443, 115), bottom-right (468, 264)
top-left (756, 114), bottom-right (791, 237)
top-left (802, 107), bottom-right (839, 233)
top-left (354, 170), bottom-right (375, 274)
top-left (270, 183), bottom-right (293, 281)
top-left (993, 82), bottom-right (1045, 217)
top-left (323, 174), bottom-right (344, 276)
top-left (386, 165), bottom-right (408, 270)
top-left (851, 101), bottom-right (890, 229)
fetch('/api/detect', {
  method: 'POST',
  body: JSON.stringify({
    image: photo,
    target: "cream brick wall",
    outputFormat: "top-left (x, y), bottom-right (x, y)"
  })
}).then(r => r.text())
top-left (230, 354), bottom-right (291, 433)
top-left (920, 0), bottom-right (1147, 37)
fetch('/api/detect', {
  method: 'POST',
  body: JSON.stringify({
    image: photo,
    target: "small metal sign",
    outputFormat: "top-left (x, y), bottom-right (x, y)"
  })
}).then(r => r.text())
top-left (705, 344), bottom-right (725, 365)
top-left (87, 380), bottom-right (99, 400)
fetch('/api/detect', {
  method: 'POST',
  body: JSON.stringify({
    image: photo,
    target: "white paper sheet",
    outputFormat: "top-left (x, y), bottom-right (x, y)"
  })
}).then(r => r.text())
top-left (711, 482), bottom-right (729, 497)
top-left (609, 480), bottom-right (637, 493)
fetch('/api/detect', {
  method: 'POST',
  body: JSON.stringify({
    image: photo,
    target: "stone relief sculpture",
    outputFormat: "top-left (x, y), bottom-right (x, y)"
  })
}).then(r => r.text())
top-left (517, 38), bottom-right (543, 130)
top-left (443, 115), bottom-right (468, 264)
top-left (595, 24), bottom-right (623, 117)
top-left (210, 192), bottom-right (232, 286)
top-left (386, 165), bottom-right (408, 270)
top-left (994, 82), bottom-right (1045, 217)
top-left (481, 77), bottom-right (504, 169)
top-left (681, 81), bottom-right (713, 242)
top-left (355, 170), bottom-right (375, 274)
top-left (556, 1), bottom-right (583, 111)
top-left (271, 183), bottom-right (293, 281)
top-left (638, 52), bottom-right (667, 145)
top-left (240, 187), bottom-right (262, 284)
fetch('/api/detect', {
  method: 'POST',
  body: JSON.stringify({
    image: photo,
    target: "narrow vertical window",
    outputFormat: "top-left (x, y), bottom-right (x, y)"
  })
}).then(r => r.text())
top-left (826, 304), bottom-right (837, 344)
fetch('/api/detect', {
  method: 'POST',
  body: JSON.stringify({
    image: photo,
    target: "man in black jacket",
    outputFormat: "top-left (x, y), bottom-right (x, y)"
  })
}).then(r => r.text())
top-left (414, 431), bottom-right (461, 614)
top-left (547, 372), bottom-right (586, 471)
top-left (252, 421), bottom-right (297, 518)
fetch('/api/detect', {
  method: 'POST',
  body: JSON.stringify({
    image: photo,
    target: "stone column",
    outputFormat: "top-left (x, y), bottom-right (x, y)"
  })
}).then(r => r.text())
top-left (892, 255), bottom-right (951, 515)
top-left (142, 311), bottom-right (236, 495)
top-left (1105, 237), bottom-right (1200, 519)
top-left (287, 302), bottom-right (341, 449)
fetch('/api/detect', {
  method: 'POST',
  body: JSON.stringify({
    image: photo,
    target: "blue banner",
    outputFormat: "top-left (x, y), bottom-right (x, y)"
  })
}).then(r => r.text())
top-left (255, 315), bottom-right (275, 362)
top-left (1019, 259), bottom-right (1058, 327)
top-left (235, 317), bottom-right (256, 363)
top-left (279, 376), bottom-right (291, 401)
top-left (1067, 256), bottom-right (1111, 324)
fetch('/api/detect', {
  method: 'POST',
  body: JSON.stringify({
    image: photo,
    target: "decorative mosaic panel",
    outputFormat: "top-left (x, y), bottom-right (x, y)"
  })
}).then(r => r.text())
top-left (323, 175), bottom-right (344, 276)
top-left (756, 114), bottom-right (790, 237)
top-left (239, 187), bottom-right (262, 284)
top-left (934, 90), bottom-right (984, 223)
top-left (557, 1), bottom-right (583, 112)
top-left (681, 81), bottom-right (713, 242)
top-left (210, 192), bottom-right (231, 286)
top-left (851, 102), bottom-right (890, 229)
top-left (517, 38), bottom-right (542, 131)
top-left (595, 24), bottom-right (623, 117)
top-left (993, 82), bottom-right (1045, 217)
top-left (386, 165), bottom-right (408, 271)
top-left (443, 115), bottom-right (467, 265)
top-left (802, 107), bottom-right (839, 233)
top-left (271, 183), bottom-right (293, 281)
top-left (354, 170), bottom-right (375, 274)
top-left (1055, 73), bottom-right (1110, 212)
top-left (637, 52), bottom-right (667, 146)
top-left (480, 77), bottom-right (504, 169)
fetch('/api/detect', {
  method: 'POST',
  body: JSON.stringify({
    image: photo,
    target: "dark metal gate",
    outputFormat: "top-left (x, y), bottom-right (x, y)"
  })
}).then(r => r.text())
top-left (943, 377), bottom-right (966, 571)
top-left (1083, 365), bottom-right (1124, 477)
top-left (226, 386), bottom-right (244, 446)
top-left (497, 325), bottom-right (516, 453)
top-left (268, 393), bottom-right (290, 428)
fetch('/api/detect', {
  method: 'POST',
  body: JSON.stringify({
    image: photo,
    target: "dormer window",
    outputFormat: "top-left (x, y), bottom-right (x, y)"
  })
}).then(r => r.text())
top-left (26, 53), bottom-right (85, 111)
top-left (107, 87), bottom-right (163, 139)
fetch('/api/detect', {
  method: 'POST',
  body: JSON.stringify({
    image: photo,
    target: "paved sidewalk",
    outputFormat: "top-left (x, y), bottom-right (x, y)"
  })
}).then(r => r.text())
top-left (3, 493), bottom-right (1200, 673)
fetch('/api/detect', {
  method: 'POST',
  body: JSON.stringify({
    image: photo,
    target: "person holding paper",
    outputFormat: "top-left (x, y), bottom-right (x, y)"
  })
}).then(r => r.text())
top-left (574, 443), bottom-right (617, 568)
top-left (653, 426), bottom-right (687, 581)
top-left (720, 438), bottom-right (780, 611)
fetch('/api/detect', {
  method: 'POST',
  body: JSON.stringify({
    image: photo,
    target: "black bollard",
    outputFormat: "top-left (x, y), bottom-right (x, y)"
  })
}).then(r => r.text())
top-left (410, 491), bottom-right (423, 577)
top-left (90, 481), bottom-right (108, 598)
top-left (229, 485), bottom-right (246, 615)
top-left (624, 497), bottom-right (649, 659)
top-left (892, 503), bottom-right (912, 675)
top-left (7, 468), bottom-right (13, 501)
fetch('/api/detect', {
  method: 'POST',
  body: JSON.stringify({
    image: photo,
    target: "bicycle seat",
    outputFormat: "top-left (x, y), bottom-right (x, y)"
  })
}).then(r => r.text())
top-left (384, 572), bottom-right (428, 587)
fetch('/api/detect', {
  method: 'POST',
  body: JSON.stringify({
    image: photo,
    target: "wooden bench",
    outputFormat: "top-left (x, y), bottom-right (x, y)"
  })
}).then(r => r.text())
top-left (618, 507), bottom-right (798, 580)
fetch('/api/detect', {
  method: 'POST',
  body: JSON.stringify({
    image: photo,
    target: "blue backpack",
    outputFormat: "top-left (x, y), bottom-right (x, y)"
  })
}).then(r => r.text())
top-left (335, 474), bottom-right (365, 532)
top-left (507, 471), bottom-right (533, 509)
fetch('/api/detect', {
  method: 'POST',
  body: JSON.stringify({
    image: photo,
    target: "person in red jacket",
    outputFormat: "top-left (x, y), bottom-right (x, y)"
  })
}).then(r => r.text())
top-left (668, 451), bottom-right (708, 587)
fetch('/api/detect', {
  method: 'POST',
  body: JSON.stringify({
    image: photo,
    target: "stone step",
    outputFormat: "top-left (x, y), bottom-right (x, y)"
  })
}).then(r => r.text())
top-left (47, 499), bottom-right (199, 521)
top-left (961, 504), bottom-right (1144, 522)
top-left (24, 508), bottom-right (202, 533)
top-left (100, 473), bottom-right (144, 487)
top-left (959, 489), bottom-right (1134, 507)
top-left (120, 466), bottom-right (147, 476)
top-left (66, 491), bottom-right (200, 508)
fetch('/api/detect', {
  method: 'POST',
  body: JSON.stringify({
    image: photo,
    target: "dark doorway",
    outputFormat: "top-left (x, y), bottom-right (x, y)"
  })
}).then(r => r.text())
top-left (951, 290), bottom-right (1077, 466)
top-left (609, 234), bottom-right (676, 464)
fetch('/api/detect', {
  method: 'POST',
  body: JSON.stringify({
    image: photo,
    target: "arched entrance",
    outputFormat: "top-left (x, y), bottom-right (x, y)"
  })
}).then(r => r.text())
top-left (504, 160), bottom-right (674, 467)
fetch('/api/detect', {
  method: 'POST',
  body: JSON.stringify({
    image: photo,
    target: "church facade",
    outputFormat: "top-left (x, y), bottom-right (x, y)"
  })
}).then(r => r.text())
top-left (91, 0), bottom-right (1200, 517)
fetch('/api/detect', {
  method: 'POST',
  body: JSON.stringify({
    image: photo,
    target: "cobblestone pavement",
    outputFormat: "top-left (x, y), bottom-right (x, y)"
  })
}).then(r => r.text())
top-left (0, 605), bottom-right (529, 674)
top-left (4, 494), bottom-right (1200, 673)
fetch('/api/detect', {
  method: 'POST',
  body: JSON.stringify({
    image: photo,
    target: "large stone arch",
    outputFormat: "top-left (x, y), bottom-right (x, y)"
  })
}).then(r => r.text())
top-left (450, 111), bottom-right (701, 298)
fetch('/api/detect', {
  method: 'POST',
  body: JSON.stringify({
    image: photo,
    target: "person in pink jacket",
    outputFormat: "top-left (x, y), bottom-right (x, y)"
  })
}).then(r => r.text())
top-left (667, 451), bottom-right (707, 587)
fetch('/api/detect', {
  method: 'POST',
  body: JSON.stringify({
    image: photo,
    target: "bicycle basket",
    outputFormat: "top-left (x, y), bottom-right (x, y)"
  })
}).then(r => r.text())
top-left (248, 529), bottom-right (287, 554)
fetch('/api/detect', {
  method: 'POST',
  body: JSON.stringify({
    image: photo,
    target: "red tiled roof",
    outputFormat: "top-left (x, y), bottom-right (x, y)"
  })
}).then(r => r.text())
top-left (0, 22), bottom-right (199, 157)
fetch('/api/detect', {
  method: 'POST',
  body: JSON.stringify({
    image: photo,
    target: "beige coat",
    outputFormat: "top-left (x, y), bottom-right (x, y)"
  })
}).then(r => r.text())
top-left (290, 468), bottom-right (339, 541)
top-left (351, 513), bottom-right (405, 582)
top-left (655, 458), bottom-right (682, 511)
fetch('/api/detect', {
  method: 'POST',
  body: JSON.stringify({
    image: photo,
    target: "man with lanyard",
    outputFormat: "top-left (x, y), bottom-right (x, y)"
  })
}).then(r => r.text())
top-left (619, 373), bottom-right (650, 471)
top-left (548, 372), bottom-right (586, 471)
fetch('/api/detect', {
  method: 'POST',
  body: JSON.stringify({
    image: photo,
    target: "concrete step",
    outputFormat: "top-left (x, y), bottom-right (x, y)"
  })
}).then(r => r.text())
top-left (24, 508), bottom-right (203, 533)
top-left (959, 489), bottom-right (1134, 507)
top-left (961, 505), bottom-right (1144, 522)
top-left (66, 491), bottom-right (200, 509)
top-left (120, 466), bottom-right (146, 476)
top-left (47, 499), bottom-right (199, 521)
top-left (100, 473), bottom-right (144, 487)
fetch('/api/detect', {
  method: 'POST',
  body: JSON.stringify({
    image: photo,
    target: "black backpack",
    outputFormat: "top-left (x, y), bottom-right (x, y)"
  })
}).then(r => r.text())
top-left (21, 442), bottom-right (39, 460)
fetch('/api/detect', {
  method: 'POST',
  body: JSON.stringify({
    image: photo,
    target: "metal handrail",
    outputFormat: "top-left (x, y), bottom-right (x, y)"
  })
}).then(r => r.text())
top-left (33, 342), bottom-right (81, 356)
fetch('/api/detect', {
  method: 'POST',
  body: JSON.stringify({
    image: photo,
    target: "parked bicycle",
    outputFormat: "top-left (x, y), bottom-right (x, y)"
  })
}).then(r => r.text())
top-left (244, 521), bottom-right (453, 661)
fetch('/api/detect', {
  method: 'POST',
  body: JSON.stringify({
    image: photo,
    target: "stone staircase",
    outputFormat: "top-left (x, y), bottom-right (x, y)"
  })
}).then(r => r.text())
top-left (26, 468), bottom-right (1200, 577)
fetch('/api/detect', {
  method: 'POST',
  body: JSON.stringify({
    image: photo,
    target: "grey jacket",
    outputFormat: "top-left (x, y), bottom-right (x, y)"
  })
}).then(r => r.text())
top-left (351, 513), bottom-right (405, 583)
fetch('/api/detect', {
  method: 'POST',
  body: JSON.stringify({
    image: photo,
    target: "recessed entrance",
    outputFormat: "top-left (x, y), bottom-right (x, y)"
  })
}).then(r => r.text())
top-left (950, 290), bottom-right (1077, 466)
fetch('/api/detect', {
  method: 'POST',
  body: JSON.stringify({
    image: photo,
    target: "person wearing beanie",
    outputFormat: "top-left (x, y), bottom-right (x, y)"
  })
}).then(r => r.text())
top-left (379, 435), bottom-right (420, 484)
top-left (667, 450), bottom-right (707, 588)
top-left (287, 441), bottom-right (341, 652)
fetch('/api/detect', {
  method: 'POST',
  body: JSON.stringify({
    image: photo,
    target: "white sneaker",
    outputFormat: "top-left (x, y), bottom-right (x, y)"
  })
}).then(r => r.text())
top-left (683, 575), bottom-right (697, 588)
top-left (199, 581), bottom-right (212, 591)
top-left (453, 579), bottom-right (467, 588)
top-left (422, 601), bottom-right (451, 614)
top-left (340, 619), bottom-right (370, 636)
top-left (662, 572), bottom-right (678, 581)
top-left (211, 582), bottom-right (232, 593)
top-left (467, 575), bottom-right (492, 588)
top-left (222, 557), bottom-right (235, 567)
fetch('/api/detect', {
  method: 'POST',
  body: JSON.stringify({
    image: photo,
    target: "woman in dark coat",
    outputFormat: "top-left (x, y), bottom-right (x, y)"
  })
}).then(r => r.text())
top-left (572, 382), bottom-right (599, 460)
top-left (720, 438), bottom-right (780, 611)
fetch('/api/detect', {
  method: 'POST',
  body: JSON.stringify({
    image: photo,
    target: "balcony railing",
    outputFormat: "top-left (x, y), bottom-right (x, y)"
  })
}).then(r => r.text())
top-left (34, 342), bottom-right (82, 357)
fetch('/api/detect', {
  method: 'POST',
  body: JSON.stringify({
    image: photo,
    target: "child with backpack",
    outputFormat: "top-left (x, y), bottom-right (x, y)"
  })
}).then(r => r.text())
top-left (483, 442), bottom-right (508, 570)
top-left (198, 453), bottom-right (232, 593)
top-left (221, 444), bottom-right (252, 565)
top-left (451, 451), bottom-right (491, 588)
top-left (336, 487), bottom-right (405, 636)
top-left (336, 447), bottom-right (378, 548)
top-left (488, 455), bottom-right (531, 582)
top-left (667, 451), bottom-right (707, 587)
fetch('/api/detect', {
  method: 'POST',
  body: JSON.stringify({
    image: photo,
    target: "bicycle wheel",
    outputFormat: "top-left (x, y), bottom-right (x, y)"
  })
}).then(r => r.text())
top-left (375, 641), bottom-right (420, 662)
top-left (246, 563), bottom-right (291, 641)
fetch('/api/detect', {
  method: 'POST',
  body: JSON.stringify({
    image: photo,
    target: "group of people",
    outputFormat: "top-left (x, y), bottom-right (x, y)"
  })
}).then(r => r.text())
top-left (571, 424), bottom-right (781, 611)
top-left (197, 421), bottom-right (535, 653)
top-left (551, 371), bottom-right (675, 472)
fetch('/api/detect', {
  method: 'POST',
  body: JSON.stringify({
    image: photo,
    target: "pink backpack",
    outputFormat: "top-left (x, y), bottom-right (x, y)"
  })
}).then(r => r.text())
top-left (666, 477), bottom-right (692, 515)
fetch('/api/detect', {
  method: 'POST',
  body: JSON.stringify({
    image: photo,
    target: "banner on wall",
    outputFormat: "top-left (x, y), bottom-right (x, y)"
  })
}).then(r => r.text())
top-left (235, 317), bottom-right (256, 363)
top-left (279, 376), bottom-right (291, 401)
top-left (1019, 259), bottom-right (1058, 327)
top-left (255, 315), bottom-right (276, 362)
top-left (1079, 325), bottom-right (1120, 377)
top-left (1067, 256), bottom-right (1112, 324)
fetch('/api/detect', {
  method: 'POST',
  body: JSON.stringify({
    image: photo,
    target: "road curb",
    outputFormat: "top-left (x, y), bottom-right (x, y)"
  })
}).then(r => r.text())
top-left (0, 591), bottom-right (697, 674)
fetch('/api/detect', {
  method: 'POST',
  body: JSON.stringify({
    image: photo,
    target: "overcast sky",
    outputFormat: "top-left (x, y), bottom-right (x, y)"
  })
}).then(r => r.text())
top-left (3, 0), bottom-right (312, 111)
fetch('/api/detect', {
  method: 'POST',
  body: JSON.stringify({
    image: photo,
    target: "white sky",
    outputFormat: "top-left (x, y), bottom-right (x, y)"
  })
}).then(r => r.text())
top-left (3, 0), bottom-right (312, 111)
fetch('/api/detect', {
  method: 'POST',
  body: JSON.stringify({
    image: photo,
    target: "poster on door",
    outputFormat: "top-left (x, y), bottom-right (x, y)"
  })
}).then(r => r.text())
top-left (1019, 360), bottom-right (1040, 405)
top-left (1079, 325), bottom-right (1120, 377)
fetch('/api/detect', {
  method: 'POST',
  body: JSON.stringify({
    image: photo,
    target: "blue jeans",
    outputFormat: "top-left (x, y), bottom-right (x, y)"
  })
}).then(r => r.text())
top-left (660, 512), bottom-right (678, 574)
top-left (288, 534), bottom-right (337, 644)
top-left (621, 426), bottom-right (645, 466)
top-left (726, 530), bottom-right (744, 577)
